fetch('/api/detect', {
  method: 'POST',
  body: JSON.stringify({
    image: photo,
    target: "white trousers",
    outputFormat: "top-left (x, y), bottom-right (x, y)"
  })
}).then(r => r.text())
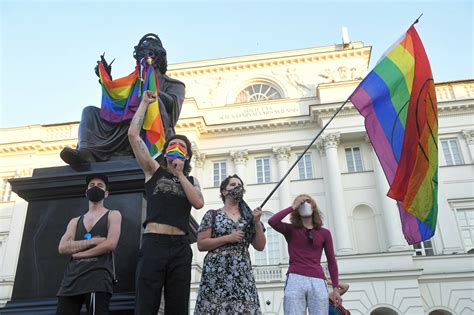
top-left (284, 273), bottom-right (329, 315)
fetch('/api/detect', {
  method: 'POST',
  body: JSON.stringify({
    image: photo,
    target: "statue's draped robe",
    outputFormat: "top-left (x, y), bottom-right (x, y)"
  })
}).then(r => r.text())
top-left (78, 75), bottom-right (185, 161)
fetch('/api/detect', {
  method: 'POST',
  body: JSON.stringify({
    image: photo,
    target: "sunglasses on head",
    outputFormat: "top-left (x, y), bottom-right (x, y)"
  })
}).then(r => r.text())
top-left (306, 229), bottom-right (313, 244)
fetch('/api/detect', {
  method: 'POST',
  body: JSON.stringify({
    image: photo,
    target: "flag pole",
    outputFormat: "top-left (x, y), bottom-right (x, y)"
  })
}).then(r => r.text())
top-left (260, 15), bottom-right (425, 208)
top-left (413, 13), bottom-right (423, 25)
top-left (260, 96), bottom-right (352, 208)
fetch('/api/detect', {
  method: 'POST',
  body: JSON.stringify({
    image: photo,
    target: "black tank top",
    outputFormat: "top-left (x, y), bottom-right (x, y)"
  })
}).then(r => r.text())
top-left (57, 211), bottom-right (113, 296)
top-left (143, 167), bottom-right (194, 233)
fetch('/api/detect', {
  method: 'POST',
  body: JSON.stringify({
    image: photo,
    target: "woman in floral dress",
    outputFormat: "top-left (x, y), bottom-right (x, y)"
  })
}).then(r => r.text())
top-left (195, 175), bottom-right (266, 314)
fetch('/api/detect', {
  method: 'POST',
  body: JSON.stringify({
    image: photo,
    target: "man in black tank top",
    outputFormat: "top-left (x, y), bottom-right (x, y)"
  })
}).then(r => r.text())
top-left (56, 173), bottom-right (122, 315)
top-left (128, 91), bottom-right (204, 315)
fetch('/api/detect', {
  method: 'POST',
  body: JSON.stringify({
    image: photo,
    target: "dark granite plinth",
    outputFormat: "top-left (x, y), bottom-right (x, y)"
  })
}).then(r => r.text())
top-left (2, 160), bottom-right (198, 314)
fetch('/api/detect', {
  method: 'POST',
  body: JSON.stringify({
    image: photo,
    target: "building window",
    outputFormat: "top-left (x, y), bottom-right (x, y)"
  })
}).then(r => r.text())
top-left (297, 154), bottom-right (313, 179)
top-left (235, 83), bottom-right (282, 103)
top-left (413, 239), bottom-right (435, 256)
top-left (456, 208), bottom-right (474, 251)
top-left (370, 307), bottom-right (398, 315)
top-left (1, 178), bottom-right (12, 202)
top-left (213, 161), bottom-right (227, 187)
top-left (345, 147), bottom-right (363, 172)
top-left (0, 233), bottom-right (7, 268)
top-left (441, 139), bottom-right (464, 165)
top-left (256, 158), bottom-right (271, 183)
top-left (255, 212), bottom-right (280, 265)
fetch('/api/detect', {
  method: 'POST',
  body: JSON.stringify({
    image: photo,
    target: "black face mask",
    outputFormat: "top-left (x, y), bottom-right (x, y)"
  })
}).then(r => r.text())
top-left (227, 186), bottom-right (244, 203)
top-left (86, 186), bottom-right (106, 202)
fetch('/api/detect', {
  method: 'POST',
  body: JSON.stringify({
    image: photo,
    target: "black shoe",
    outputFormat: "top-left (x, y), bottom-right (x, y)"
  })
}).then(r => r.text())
top-left (60, 147), bottom-right (93, 165)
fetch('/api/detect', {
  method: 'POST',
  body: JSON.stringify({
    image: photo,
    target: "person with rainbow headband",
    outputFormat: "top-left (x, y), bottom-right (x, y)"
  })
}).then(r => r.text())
top-left (128, 90), bottom-right (204, 315)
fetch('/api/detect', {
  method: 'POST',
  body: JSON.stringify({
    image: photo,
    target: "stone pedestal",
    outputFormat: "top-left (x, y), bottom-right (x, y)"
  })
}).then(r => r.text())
top-left (1, 160), bottom-right (198, 314)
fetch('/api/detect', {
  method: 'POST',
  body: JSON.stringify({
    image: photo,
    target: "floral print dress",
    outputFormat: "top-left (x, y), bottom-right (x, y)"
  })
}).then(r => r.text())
top-left (194, 208), bottom-right (262, 315)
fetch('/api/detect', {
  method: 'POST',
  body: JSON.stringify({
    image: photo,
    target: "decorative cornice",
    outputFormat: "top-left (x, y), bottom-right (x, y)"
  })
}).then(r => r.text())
top-left (312, 105), bottom-right (359, 119)
top-left (230, 150), bottom-right (248, 164)
top-left (272, 146), bottom-right (291, 161)
top-left (309, 98), bottom-right (473, 120)
top-left (437, 101), bottom-right (474, 116)
top-left (168, 45), bottom-right (369, 78)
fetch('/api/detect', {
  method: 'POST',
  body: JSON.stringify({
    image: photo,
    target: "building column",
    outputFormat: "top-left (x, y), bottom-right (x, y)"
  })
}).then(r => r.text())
top-left (231, 150), bottom-right (248, 183)
top-left (319, 133), bottom-right (354, 254)
top-left (273, 146), bottom-right (292, 210)
top-left (190, 143), bottom-right (205, 267)
top-left (462, 129), bottom-right (474, 163)
top-left (271, 146), bottom-right (291, 264)
top-left (368, 139), bottom-right (409, 251)
top-left (191, 143), bottom-right (206, 185)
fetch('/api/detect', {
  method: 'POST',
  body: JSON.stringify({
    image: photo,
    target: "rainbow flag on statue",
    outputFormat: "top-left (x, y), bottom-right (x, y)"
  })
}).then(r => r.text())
top-left (98, 61), bottom-right (166, 157)
top-left (349, 25), bottom-right (438, 244)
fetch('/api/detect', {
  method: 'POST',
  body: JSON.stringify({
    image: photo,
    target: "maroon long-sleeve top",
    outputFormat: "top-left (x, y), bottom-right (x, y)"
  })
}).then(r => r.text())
top-left (268, 206), bottom-right (339, 288)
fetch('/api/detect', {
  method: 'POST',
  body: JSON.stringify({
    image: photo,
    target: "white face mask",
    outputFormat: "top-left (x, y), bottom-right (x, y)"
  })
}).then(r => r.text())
top-left (298, 202), bottom-right (313, 217)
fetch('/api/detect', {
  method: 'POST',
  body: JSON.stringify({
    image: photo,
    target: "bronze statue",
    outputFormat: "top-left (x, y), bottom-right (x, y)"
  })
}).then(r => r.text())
top-left (60, 34), bottom-right (185, 166)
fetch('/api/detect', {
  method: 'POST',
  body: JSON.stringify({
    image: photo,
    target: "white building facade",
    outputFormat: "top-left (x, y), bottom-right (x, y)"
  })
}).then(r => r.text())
top-left (1, 41), bottom-right (473, 314)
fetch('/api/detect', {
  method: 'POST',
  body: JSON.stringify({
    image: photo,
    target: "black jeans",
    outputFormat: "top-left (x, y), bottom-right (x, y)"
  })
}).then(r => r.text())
top-left (56, 292), bottom-right (111, 315)
top-left (135, 233), bottom-right (193, 315)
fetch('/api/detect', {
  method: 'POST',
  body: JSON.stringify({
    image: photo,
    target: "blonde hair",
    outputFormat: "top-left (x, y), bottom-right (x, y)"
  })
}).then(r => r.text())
top-left (290, 194), bottom-right (323, 229)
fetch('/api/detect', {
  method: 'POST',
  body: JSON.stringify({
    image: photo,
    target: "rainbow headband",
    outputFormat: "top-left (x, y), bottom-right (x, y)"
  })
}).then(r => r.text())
top-left (164, 143), bottom-right (188, 160)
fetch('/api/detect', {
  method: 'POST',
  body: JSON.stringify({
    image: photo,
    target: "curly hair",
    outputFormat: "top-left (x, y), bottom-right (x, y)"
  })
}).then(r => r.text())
top-left (133, 33), bottom-right (168, 74)
top-left (219, 174), bottom-right (246, 203)
top-left (156, 134), bottom-right (193, 176)
top-left (289, 194), bottom-right (323, 229)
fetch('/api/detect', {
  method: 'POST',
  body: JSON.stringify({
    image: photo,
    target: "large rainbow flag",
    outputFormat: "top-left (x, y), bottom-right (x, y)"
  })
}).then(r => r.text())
top-left (349, 25), bottom-right (438, 244)
top-left (98, 61), bottom-right (166, 157)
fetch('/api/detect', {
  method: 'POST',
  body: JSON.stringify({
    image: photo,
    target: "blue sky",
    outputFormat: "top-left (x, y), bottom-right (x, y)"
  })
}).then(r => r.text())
top-left (1, 0), bottom-right (473, 128)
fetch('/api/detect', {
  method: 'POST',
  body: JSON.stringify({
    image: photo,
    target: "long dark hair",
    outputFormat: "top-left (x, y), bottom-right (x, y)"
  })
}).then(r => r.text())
top-left (157, 134), bottom-right (193, 176)
top-left (219, 174), bottom-right (245, 203)
top-left (219, 174), bottom-right (257, 236)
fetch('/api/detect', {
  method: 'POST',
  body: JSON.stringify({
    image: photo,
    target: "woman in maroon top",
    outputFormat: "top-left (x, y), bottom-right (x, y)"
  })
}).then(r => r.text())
top-left (268, 194), bottom-right (342, 315)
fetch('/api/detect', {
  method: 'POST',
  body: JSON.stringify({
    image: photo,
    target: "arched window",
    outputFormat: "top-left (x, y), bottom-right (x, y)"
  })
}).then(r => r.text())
top-left (429, 310), bottom-right (452, 315)
top-left (370, 307), bottom-right (399, 315)
top-left (235, 83), bottom-right (282, 103)
top-left (255, 212), bottom-right (281, 265)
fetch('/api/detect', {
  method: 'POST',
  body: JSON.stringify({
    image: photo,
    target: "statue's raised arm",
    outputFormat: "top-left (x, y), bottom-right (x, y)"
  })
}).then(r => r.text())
top-left (60, 33), bottom-right (185, 167)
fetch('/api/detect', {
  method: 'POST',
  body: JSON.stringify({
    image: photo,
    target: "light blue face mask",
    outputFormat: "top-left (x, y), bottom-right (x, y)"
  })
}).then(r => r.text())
top-left (298, 202), bottom-right (313, 217)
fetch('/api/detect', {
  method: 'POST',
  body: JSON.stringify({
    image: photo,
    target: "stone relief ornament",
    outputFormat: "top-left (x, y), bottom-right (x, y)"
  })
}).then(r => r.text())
top-left (318, 68), bottom-right (334, 83)
top-left (338, 67), bottom-right (348, 81)
top-left (191, 142), bottom-right (206, 168)
top-left (231, 150), bottom-right (248, 164)
top-left (322, 133), bottom-right (341, 149)
top-left (462, 129), bottom-right (474, 144)
top-left (272, 146), bottom-right (291, 161)
top-left (285, 68), bottom-right (310, 96)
